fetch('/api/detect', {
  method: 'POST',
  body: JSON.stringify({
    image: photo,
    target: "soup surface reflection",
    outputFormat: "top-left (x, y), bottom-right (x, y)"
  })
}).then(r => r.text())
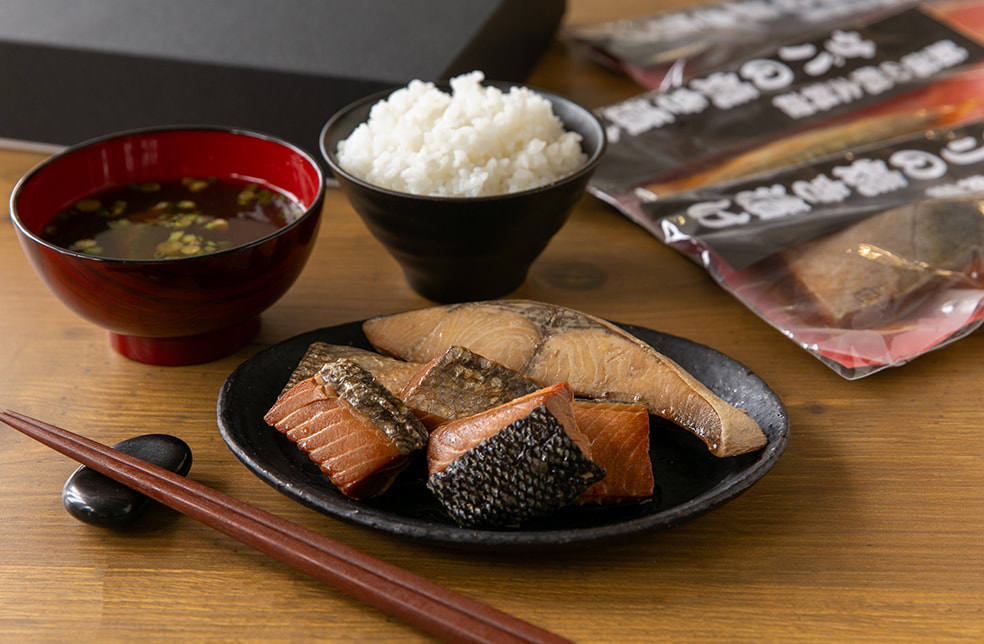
top-left (42, 177), bottom-right (304, 260)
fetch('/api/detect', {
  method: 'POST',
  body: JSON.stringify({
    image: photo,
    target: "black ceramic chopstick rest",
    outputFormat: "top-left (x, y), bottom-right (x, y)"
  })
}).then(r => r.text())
top-left (62, 434), bottom-right (192, 528)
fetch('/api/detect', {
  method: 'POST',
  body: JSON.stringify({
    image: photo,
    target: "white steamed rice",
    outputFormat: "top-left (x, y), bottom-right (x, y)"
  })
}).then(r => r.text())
top-left (335, 71), bottom-right (588, 197)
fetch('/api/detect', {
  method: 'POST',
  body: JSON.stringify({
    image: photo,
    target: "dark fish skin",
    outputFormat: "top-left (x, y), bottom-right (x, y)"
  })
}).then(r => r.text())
top-left (401, 345), bottom-right (539, 428)
top-left (319, 359), bottom-right (428, 456)
top-left (426, 405), bottom-right (606, 528)
top-left (282, 342), bottom-right (422, 396)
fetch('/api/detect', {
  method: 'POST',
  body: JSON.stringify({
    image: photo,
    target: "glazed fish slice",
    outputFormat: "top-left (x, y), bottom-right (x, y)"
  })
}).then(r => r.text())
top-left (264, 358), bottom-right (428, 500)
top-left (400, 345), bottom-right (539, 429)
top-left (523, 325), bottom-right (766, 457)
top-left (281, 342), bottom-right (423, 396)
top-left (363, 299), bottom-right (767, 457)
top-left (265, 378), bottom-right (399, 498)
top-left (427, 405), bottom-right (606, 528)
top-left (426, 382), bottom-right (592, 475)
top-left (571, 400), bottom-right (654, 505)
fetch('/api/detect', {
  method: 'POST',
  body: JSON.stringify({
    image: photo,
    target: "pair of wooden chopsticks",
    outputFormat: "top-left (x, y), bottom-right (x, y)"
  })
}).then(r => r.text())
top-left (0, 409), bottom-right (571, 644)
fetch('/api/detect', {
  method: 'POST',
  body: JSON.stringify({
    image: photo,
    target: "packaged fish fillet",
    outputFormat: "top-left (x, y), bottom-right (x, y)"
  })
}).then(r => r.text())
top-left (629, 117), bottom-right (984, 378)
top-left (583, 0), bottom-right (984, 378)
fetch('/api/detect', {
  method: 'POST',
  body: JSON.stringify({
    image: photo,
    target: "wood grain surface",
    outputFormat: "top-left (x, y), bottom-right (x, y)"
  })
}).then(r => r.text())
top-left (2, 2), bottom-right (982, 642)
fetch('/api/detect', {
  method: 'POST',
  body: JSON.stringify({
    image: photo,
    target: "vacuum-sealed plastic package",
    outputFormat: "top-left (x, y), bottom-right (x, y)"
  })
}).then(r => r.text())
top-left (586, 2), bottom-right (984, 377)
top-left (625, 118), bottom-right (984, 378)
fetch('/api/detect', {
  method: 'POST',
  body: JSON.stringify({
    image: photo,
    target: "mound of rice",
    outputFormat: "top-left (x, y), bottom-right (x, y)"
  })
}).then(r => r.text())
top-left (335, 71), bottom-right (588, 197)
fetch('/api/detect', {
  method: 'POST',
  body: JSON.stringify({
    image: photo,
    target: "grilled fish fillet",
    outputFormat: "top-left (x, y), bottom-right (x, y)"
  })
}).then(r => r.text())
top-left (400, 345), bottom-right (540, 429)
top-left (427, 382), bottom-right (589, 474)
top-left (264, 359), bottom-right (428, 500)
top-left (364, 300), bottom-right (766, 457)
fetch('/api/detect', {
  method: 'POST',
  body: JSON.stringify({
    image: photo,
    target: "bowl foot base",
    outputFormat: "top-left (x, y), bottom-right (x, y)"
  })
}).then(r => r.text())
top-left (107, 316), bottom-right (261, 365)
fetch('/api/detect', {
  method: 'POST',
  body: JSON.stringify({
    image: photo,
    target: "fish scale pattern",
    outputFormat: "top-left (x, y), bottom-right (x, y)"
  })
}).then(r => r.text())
top-left (427, 405), bottom-right (605, 528)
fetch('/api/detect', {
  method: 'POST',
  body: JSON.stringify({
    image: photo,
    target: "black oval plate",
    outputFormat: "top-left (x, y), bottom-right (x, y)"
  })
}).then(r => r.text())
top-left (217, 320), bottom-right (789, 551)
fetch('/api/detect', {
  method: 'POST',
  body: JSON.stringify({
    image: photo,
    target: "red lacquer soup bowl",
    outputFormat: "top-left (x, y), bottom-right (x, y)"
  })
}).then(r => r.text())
top-left (10, 126), bottom-right (326, 365)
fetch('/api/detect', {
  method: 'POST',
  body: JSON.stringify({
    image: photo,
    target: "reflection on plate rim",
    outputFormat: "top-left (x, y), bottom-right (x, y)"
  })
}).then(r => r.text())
top-left (217, 319), bottom-right (789, 551)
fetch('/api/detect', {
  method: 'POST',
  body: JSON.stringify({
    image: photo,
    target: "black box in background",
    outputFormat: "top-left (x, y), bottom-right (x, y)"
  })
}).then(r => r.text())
top-left (0, 0), bottom-right (566, 159)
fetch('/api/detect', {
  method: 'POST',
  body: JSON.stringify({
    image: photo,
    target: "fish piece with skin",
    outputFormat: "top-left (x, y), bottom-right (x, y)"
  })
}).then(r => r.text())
top-left (426, 382), bottom-right (589, 475)
top-left (571, 400), bottom-right (653, 505)
top-left (427, 404), bottom-right (606, 528)
top-left (364, 299), bottom-right (767, 457)
top-left (264, 359), bottom-right (428, 500)
top-left (400, 345), bottom-right (539, 430)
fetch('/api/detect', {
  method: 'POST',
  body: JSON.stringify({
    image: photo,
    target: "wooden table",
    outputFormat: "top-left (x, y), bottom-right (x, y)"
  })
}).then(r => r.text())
top-left (2, 2), bottom-right (983, 642)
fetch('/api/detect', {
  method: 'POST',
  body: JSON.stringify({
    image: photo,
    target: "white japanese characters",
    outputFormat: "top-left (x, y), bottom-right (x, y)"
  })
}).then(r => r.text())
top-left (601, 31), bottom-right (971, 142)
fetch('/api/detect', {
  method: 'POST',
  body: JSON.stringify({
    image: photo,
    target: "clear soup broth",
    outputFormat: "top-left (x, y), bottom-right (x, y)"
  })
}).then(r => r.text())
top-left (41, 176), bottom-right (304, 260)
